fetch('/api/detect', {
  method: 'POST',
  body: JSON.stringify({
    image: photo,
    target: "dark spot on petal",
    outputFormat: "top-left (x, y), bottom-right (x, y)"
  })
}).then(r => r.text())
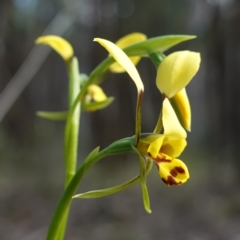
top-left (161, 176), bottom-right (182, 186)
top-left (155, 154), bottom-right (171, 163)
top-left (169, 166), bottom-right (185, 177)
top-left (148, 152), bottom-right (152, 157)
top-left (175, 166), bottom-right (185, 174)
top-left (170, 169), bottom-right (178, 177)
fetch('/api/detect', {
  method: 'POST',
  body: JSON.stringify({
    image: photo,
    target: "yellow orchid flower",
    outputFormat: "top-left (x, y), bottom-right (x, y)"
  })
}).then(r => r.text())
top-left (171, 88), bottom-right (191, 131)
top-left (36, 35), bottom-right (74, 61)
top-left (109, 33), bottom-right (147, 73)
top-left (156, 50), bottom-right (201, 98)
top-left (137, 98), bottom-right (189, 186)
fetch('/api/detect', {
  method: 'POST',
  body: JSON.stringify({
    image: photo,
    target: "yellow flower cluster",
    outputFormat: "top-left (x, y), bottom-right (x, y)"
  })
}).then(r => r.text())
top-left (35, 33), bottom-right (201, 186)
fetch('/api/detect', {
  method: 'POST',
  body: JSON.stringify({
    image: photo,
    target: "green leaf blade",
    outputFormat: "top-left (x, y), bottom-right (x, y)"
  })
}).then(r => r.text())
top-left (36, 111), bottom-right (68, 120)
top-left (124, 35), bottom-right (196, 56)
top-left (73, 175), bottom-right (141, 199)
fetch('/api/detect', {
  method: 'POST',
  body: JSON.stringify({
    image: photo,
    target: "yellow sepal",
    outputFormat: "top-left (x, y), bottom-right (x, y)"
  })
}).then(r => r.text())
top-left (156, 51), bottom-right (201, 98)
top-left (94, 38), bottom-right (144, 93)
top-left (157, 157), bottom-right (190, 186)
top-left (35, 35), bottom-right (73, 61)
top-left (110, 33), bottom-right (147, 73)
top-left (162, 98), bottom-right (187, 139)
top-left (171, 88), bottom-right (191, 131)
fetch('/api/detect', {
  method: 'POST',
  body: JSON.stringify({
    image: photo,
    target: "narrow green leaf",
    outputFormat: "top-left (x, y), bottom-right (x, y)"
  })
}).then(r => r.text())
top-left (103, 137), bottom-right (135, 155)
top-left (73, 175), bottom-right (141, 199)
top-left (124, 35), bottom-right (196, 56)
top-left (82, 97), bottom-right (114, 111)
top-left (141, 181), bottom-right (151, 214)
top-left (36, 111), bottom-right (68, 120)
top-left (133, 146), bottom-right (152, 214)
top-left (85, 146), bottom-right (100, 164)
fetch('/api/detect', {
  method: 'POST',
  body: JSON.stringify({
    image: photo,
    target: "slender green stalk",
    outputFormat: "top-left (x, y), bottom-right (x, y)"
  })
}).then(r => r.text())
top-left (47, 138), bottom-right (134, 240)
top-left (153, 95), bottom-right (166, 134)
top-left (47, 149), bottom-right (106, 240)
top-left (153, 109), bottom-right (163, 134)
top-left (57, 57), bottom-right (81, 240)
top-left (149, 52), bottom-right (166, 134)
top-left (65, 57), bottom-right (81, 186)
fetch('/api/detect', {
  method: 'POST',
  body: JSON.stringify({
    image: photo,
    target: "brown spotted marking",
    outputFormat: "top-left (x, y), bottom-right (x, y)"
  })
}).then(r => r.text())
top-left (170, 166), bottom-right (185, 178)
top-left (161, 176), bottom-right (182, 186)
top-left (155, 154), bottom-right (171, 163)
top-left (175, 166), bottom-right (185, 174)
top-left (170, 169), bottom-right (178, 177)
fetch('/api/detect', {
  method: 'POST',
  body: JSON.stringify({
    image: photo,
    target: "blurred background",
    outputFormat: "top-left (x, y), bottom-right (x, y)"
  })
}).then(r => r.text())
top-left (1, 0), bottom-right (240, 239)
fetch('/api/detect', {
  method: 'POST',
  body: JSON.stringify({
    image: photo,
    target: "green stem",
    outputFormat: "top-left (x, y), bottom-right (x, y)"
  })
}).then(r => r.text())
top-left (47, 150), bottom-right (106, 240)
top-left (57, 57), bottom-right (81, 240)
top-left (47, 138), bottom-right (134, 240)
top-left (153, 95), bottom-right (166, 134)
top-left (65, 57), bottom-right (81, 186)
top-left (149, 52), bottom-right (166, 134)
top-left (153, 109), bottom-right (162, 134)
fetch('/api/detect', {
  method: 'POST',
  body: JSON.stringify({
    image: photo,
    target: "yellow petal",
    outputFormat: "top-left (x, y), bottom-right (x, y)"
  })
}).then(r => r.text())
top-left (94, 38), bottom-right (144, 93)
top-left (162, 98), bottom-right (187, 139)
top-left (157, 158), bottom-right (190, 186)
top-left (160, 138), bottom-right (187, 158)
top-left (171, 88), bottom-right (191, 131)
top-left (137, 134), bottom-right (162, 157)
top-left (147, 135), bottom-right (165, 159)
top-left (36, 35), bottom-right (73, 61)
top-left (110, 33), bottom-right (147, 73)
top-left (156, 51), bottom-right (201, 98)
